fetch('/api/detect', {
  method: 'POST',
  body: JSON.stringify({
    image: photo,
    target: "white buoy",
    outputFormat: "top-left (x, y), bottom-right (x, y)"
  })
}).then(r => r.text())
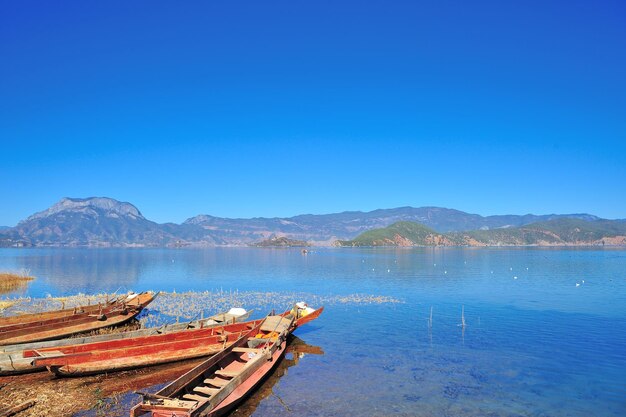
top-left (514, 276), bottom-right (518, 279)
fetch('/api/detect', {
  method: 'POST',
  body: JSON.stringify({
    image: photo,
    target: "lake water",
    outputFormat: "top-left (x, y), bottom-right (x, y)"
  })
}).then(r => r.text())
top-left (1, 247), bottom-right (625, 416)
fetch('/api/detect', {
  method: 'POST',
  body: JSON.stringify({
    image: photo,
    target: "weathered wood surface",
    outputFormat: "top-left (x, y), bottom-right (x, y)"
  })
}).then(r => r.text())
top-left (28, 319), bottom-right (262, 376)
top-left (0, 292), bottom-right (156, 346)
top-left (0, 309), bottom-right (251, 354)
top-left (130, 311), bottom-right (306, 417)
top-left (0, 400), bottom-right (36, 417)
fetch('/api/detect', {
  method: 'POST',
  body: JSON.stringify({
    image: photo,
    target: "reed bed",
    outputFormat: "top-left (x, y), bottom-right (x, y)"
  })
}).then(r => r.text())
top-left (0, 292), bottom-right (114, 317)
top-left (0, 290), bottom-right (402, 328)
top-left (143, 290), bottom-right (401, 328)
top-left (0, 270), bottom-right (34, 295)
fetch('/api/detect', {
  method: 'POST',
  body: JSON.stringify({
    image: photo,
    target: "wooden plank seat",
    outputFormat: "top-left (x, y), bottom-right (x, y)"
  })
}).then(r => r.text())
top-left (203, 378), bottom-right (229, 387)
top-left (193, 386), bottom-right (219, 396)
top-left (215, 369), bottom-right (239, 377)
top-left (182, 394), bottom-right (207, 402)
top-left (232, 347), bottom-right (260, 353)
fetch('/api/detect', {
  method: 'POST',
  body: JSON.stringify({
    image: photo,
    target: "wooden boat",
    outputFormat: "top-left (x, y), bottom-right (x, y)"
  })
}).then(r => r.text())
top-left (130, 313), bottom-right (296, 417)
top-left (26, 305), bottom-right (321, 377)
top-left (84, 336), bottom-right (322, 413)
top-left (0, 291), bottom-right (157, 346)
top-left (129, 304), bottom-right (322, 417)
top-left (30, 317), bottom-right (264, 376)
top-left (0, 308), bottom-right (252, 375)
top-left (0, 291), bottom-right (150, 329)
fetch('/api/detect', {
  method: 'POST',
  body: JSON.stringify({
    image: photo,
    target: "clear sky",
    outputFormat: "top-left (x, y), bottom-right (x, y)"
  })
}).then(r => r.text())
top-left (1, 0), bottom-right (625, 226)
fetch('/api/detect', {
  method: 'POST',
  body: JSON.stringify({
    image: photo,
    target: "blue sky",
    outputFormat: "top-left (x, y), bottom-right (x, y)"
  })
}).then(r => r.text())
top-left (1, 0), bottom-right (625, 226)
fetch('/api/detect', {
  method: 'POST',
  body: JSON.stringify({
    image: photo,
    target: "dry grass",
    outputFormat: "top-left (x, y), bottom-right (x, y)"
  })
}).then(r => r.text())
top-left (0, 301), bottom-right (17, 310)
top-left (0, 270), bottom-right (34, 295)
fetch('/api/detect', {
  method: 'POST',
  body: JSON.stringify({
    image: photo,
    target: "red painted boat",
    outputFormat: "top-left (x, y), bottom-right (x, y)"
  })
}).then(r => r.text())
top-left (0, 291), bottom-right (157, 346)
top-left (30, 318), bottom-right (264, 376)
top-left (28, 306), bottom-right (321, 376)
top-left (130, 314), bottom-right (295, 417)
top-left (130, 304), bottom-right (323, 417)
top-left (0, 308), bottom-right (252, 375)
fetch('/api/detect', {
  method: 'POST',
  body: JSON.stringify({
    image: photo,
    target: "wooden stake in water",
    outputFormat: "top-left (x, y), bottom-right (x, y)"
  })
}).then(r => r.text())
top-left (428, 306), bottom-right (433, 328)
top-left (460, 305), bottom-right (466, 328)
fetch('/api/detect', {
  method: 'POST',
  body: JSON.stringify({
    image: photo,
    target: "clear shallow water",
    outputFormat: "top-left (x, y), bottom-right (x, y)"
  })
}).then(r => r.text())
top-left (1, 247), bottom-right (625, 416)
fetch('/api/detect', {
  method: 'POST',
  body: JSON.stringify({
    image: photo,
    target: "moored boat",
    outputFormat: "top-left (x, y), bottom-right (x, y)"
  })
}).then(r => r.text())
top-left (0, 308), bottom-right (252, 375)
top-left (0, 291), bottom-right (150, 329)
top-left (130, 313), bottom-right (296, 417)
top-left (30, 316), bottom-right (263, 376)
top-left (130, 303), bottom-right (323, 417)
top-left (0, 291), bottom-right (157, 346)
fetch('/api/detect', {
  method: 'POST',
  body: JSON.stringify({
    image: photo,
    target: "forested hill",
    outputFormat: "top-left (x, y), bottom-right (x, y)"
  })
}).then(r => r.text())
top-left (336, 219), bottom-right (626, 247)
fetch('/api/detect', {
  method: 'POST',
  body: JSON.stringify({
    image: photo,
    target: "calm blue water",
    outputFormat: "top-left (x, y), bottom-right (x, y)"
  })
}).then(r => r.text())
top-left (1, 247), bottom-right (625, 416)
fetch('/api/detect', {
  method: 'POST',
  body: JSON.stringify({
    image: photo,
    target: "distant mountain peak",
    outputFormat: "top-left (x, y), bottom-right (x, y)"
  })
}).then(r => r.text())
top-left (22, 197), bottom-right (144, 224)
top-left (183, 214), bottom-right (217, 225)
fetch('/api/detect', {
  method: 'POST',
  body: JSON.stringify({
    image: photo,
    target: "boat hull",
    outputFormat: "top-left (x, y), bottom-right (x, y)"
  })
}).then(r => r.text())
top-left (0, 310), bottom-right (252, 375)
top-left (30, 319), bottom-right (262, 377)
top-left (0, 292), bottom-right (156, 346)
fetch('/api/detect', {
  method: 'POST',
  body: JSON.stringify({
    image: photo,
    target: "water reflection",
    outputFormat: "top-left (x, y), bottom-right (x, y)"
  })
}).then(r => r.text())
top-left (13, 249), bottom-right (145, 295)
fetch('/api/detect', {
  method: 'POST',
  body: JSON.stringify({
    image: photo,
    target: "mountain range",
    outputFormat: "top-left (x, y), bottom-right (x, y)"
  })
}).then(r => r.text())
top-left (0, 197), bottom-right (621, 247)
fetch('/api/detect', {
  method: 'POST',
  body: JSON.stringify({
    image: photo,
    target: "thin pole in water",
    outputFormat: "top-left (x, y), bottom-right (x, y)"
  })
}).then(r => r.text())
top-left (461, 305), bottom-right (466, 328)
top-left (429, 306), bottom-right (433, 328)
